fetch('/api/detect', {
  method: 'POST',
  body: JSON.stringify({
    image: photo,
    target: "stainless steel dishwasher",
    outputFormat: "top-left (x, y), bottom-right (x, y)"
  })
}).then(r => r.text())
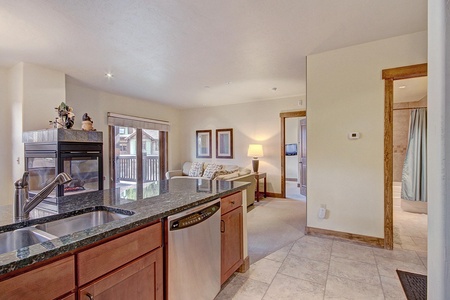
top-left (167, 199), bottom-right (221, 300)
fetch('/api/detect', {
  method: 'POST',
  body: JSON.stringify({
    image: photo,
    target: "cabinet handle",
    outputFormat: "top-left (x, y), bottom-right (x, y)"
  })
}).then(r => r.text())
top-left (221, 220), bottom-right (225, 233)
top-left (86, 293), bottom-right (94, 300)
top-left (231, 201), bottom-right (235, 204)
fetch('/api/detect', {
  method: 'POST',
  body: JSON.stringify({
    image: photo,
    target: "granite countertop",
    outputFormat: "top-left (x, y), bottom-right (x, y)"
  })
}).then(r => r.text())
top-left (0, 178), bottom-right (249, 276)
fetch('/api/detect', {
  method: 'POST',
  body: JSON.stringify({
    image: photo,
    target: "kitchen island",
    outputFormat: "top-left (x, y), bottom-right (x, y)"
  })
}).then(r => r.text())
top-left (0, 178), bottom-right (249, 299)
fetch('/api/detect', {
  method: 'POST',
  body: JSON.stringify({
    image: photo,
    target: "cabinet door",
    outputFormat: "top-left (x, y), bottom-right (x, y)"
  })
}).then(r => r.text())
top-left (221, 206), bottom-right (243, 284)
top-left (79, 248), bottom-right (163, 300)
top-left (77, 222), bottom-right (162, 286)
top-left (60, 293), bottom-right (76, 300)
top-left (0, 256), bottom-right (75, 300)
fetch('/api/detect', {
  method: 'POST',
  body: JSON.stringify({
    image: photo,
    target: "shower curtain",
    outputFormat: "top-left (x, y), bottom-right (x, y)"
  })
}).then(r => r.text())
top-left (401, 108), bottom-right (427, 202)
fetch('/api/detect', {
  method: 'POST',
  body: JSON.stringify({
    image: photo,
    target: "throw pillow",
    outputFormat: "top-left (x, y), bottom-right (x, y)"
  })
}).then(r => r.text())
top-left (202, 163), bottom-right (223, 180)
top-left (188, 162), bottom-right (204, 177)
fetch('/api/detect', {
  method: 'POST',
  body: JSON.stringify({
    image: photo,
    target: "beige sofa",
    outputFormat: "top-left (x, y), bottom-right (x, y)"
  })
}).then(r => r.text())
top-left (165, 162), bottom-right (256, 206)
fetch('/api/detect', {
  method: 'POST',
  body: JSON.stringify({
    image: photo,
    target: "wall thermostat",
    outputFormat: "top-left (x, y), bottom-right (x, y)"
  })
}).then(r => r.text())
top-left (348, 132), bottom-right (360, 140)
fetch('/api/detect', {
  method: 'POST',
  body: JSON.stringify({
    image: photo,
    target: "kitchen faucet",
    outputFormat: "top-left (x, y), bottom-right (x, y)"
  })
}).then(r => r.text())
top-left (14, 171), bottom-right (72, 222)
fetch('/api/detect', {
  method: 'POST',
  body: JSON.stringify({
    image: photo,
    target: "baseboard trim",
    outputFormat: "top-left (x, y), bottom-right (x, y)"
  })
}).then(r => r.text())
top-left (237, 256), bottom-right (250, 273)
top-left (266, 192), bottom-right (283, 198)
top-left (305, 226), bottom-right (384, 248)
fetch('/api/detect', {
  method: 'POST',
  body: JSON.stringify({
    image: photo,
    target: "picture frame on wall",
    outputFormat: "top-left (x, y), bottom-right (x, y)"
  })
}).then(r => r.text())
top-left (196, 130), bottom-right (212, 158)
top-left (216, 128), bottom-right (233, 159)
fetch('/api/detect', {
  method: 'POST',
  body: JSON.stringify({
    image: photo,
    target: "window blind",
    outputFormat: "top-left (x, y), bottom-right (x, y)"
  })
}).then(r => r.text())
top-left (107, 112), bottom-right (170, 132)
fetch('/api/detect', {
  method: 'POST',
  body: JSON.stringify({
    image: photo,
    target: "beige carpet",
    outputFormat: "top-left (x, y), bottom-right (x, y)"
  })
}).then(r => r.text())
top-left (247, 197), bottom-right (306, 264)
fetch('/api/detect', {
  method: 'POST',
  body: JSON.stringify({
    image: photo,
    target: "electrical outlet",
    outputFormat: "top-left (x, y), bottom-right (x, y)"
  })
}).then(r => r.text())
top-left (318, 204), bottom-right (327, 219)
top-left (318, 207), bottom-right (326, 219)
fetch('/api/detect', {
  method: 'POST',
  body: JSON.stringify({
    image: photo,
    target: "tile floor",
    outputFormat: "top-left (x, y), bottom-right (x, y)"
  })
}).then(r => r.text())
top-left (285, 181), bottom-right (306, 201)
top-left (216, 183), bottom-right (428, 299)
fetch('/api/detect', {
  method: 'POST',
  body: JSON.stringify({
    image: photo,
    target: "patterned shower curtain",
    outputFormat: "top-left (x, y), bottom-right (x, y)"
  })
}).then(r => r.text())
top-left (401, 108), bottom-right (427, 201)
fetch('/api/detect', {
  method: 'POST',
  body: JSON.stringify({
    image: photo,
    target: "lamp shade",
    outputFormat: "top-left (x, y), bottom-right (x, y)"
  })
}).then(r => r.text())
top-left (247, 144), bottom-right (263, 158)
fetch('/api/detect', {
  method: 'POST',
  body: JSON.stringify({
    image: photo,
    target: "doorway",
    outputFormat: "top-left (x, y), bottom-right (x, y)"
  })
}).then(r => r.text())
top-left (392, 76), bottom-right (428, 253)
top-left (382, 63), bottom-right (427, 249)
top-left (280, 111), bottom-right (306, 199)
top-left (284, 117), bottom-right (306, 200)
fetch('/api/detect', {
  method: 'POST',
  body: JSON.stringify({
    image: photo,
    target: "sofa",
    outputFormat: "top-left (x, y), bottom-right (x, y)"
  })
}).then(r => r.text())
top-left (165, 161), bottom-right (256, 206)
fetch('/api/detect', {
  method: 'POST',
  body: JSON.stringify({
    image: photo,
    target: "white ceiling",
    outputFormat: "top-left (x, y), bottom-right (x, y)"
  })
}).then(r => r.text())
top-left (394, 77), bottom-right (428, 103)
top-left (0, 0), bottom-right (427, 109)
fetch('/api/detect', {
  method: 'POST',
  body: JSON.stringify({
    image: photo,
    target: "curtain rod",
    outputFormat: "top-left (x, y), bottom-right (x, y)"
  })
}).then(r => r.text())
top-left (393, 106), bottom-right (427, 111)
top-left (107, 112), bottom-right (170, 125)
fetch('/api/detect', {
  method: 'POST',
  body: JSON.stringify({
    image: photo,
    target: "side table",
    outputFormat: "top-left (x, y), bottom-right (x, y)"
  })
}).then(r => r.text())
top-left (254, 172), bottom-right (267, 201)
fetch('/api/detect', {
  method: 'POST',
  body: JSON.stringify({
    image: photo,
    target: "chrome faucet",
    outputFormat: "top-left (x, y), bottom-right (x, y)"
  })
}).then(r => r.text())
top-left (14, 171), bottom-right (72, 222)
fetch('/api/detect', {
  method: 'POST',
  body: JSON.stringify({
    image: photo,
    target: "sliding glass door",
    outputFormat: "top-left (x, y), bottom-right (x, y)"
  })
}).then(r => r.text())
top-left (110, 126), bottom-right (168, 199)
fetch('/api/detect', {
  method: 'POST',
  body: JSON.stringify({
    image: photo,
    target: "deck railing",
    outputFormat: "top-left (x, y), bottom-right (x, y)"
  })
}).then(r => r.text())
top-left (117, 155), bottom-right (159, 182)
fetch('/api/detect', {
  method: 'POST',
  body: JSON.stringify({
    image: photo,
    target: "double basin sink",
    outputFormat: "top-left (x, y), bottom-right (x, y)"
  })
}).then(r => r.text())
top-left (0, 208), bottom-right (134, 255)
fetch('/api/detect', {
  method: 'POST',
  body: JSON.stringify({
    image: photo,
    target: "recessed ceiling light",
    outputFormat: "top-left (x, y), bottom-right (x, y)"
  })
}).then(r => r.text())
top-left (105, 73), bottom-right (114, 79)
top-left (399, 85), bottom-right (406, 89)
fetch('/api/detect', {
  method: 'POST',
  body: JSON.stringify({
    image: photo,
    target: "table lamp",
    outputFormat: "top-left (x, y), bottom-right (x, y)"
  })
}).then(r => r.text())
top-left (247, 144), bottom-right (264, 173)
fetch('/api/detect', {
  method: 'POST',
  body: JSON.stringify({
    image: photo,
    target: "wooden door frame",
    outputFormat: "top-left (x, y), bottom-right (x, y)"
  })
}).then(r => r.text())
top-left (382, 63), bottom-right (427, 249)
top-left (280, 110), bottom-right (307, 198)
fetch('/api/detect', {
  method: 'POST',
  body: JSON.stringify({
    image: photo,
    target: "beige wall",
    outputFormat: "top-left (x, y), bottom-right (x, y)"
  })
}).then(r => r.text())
top-left (180, 96), bottom-right (305, 194)
top-left (65, 77), bottom-right (183, 188)
top-left (22, 63), bottom-right (66, 131)
top-left (307, 31), bottom-right (427, 238)
top-left (0, 63), bottom-right (66, 205)
top-left (427, 0), bottom-right (450, 297)
top-left (8, 63), bottom-right (24, 188)
top-left (0, 67), bottom-right (13, 205)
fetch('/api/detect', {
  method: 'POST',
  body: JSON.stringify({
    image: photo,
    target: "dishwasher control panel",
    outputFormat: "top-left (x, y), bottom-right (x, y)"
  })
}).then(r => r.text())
top-left (170, 201), bottom-right (221, 230)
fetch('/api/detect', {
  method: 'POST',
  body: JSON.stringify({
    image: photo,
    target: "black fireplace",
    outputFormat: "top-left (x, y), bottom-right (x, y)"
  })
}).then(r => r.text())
top-left (23, 129), bottom-right (103, 197)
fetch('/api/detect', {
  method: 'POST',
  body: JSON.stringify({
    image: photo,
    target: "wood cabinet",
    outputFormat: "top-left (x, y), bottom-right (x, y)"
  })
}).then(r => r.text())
top-left (77, 223), bottom-right (163, 300)
top-left (221, 192), bottom-right (243, 284)
top-left (0, 256), bottom-right (75, 300)
top-left (77, 223), bottom-right (162, 286)
top-left (60, 293), bottom-right (76, 300)
top-left (0, 222), bottom-right (163, 300)
top-left (78, 248), bottom-right (163, 300)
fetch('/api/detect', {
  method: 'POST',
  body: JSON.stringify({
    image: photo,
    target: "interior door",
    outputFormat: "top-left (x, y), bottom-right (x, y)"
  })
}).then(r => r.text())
top-left (299, 118), bottom-right (307, 196)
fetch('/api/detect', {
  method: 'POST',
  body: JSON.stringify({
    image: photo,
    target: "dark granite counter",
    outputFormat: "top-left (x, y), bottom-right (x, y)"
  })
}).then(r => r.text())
top-left (0, 178), bottom-right (249, 276)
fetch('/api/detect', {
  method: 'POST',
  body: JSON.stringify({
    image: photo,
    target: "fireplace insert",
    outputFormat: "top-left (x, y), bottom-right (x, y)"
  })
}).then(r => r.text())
top-left (23, 130), bottom-right (103, 198)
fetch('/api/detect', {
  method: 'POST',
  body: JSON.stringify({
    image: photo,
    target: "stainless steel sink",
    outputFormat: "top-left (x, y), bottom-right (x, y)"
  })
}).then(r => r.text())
top-left (0, 228), bottom-right (56, 255)
top-left (0, 208), bottom-right (133, 255)
top-left (35, 210), bottom-right (132, 237)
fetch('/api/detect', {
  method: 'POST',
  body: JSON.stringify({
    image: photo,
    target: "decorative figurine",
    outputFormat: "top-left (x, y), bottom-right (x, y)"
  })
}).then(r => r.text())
top-left (81, 113), bottom-right (95, 131)
top-left (50, 102), bottom-right (75, 129)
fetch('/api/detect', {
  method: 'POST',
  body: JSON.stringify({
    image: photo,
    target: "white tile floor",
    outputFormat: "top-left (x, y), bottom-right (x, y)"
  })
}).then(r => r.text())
top-left (216, 183), bottom-right (428, 299)
top-left (285, 181), bottom-right (306, 201)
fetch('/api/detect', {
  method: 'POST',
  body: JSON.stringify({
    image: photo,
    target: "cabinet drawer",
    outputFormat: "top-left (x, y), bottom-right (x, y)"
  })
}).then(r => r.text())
top-left (77, 222), bottom-right (162, 286)
top-left (221, 192), bottom-right (242, 215)
top-left (0, 256), bottom-right (75, 300)
top-left (79, 248), bottom-right (163, 300)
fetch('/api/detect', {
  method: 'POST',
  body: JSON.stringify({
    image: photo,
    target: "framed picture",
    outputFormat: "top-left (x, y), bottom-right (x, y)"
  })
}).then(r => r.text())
top-left (196, 130), bottom-right (212, 158)
top-left (216, 128), bottom-right (233, 159)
